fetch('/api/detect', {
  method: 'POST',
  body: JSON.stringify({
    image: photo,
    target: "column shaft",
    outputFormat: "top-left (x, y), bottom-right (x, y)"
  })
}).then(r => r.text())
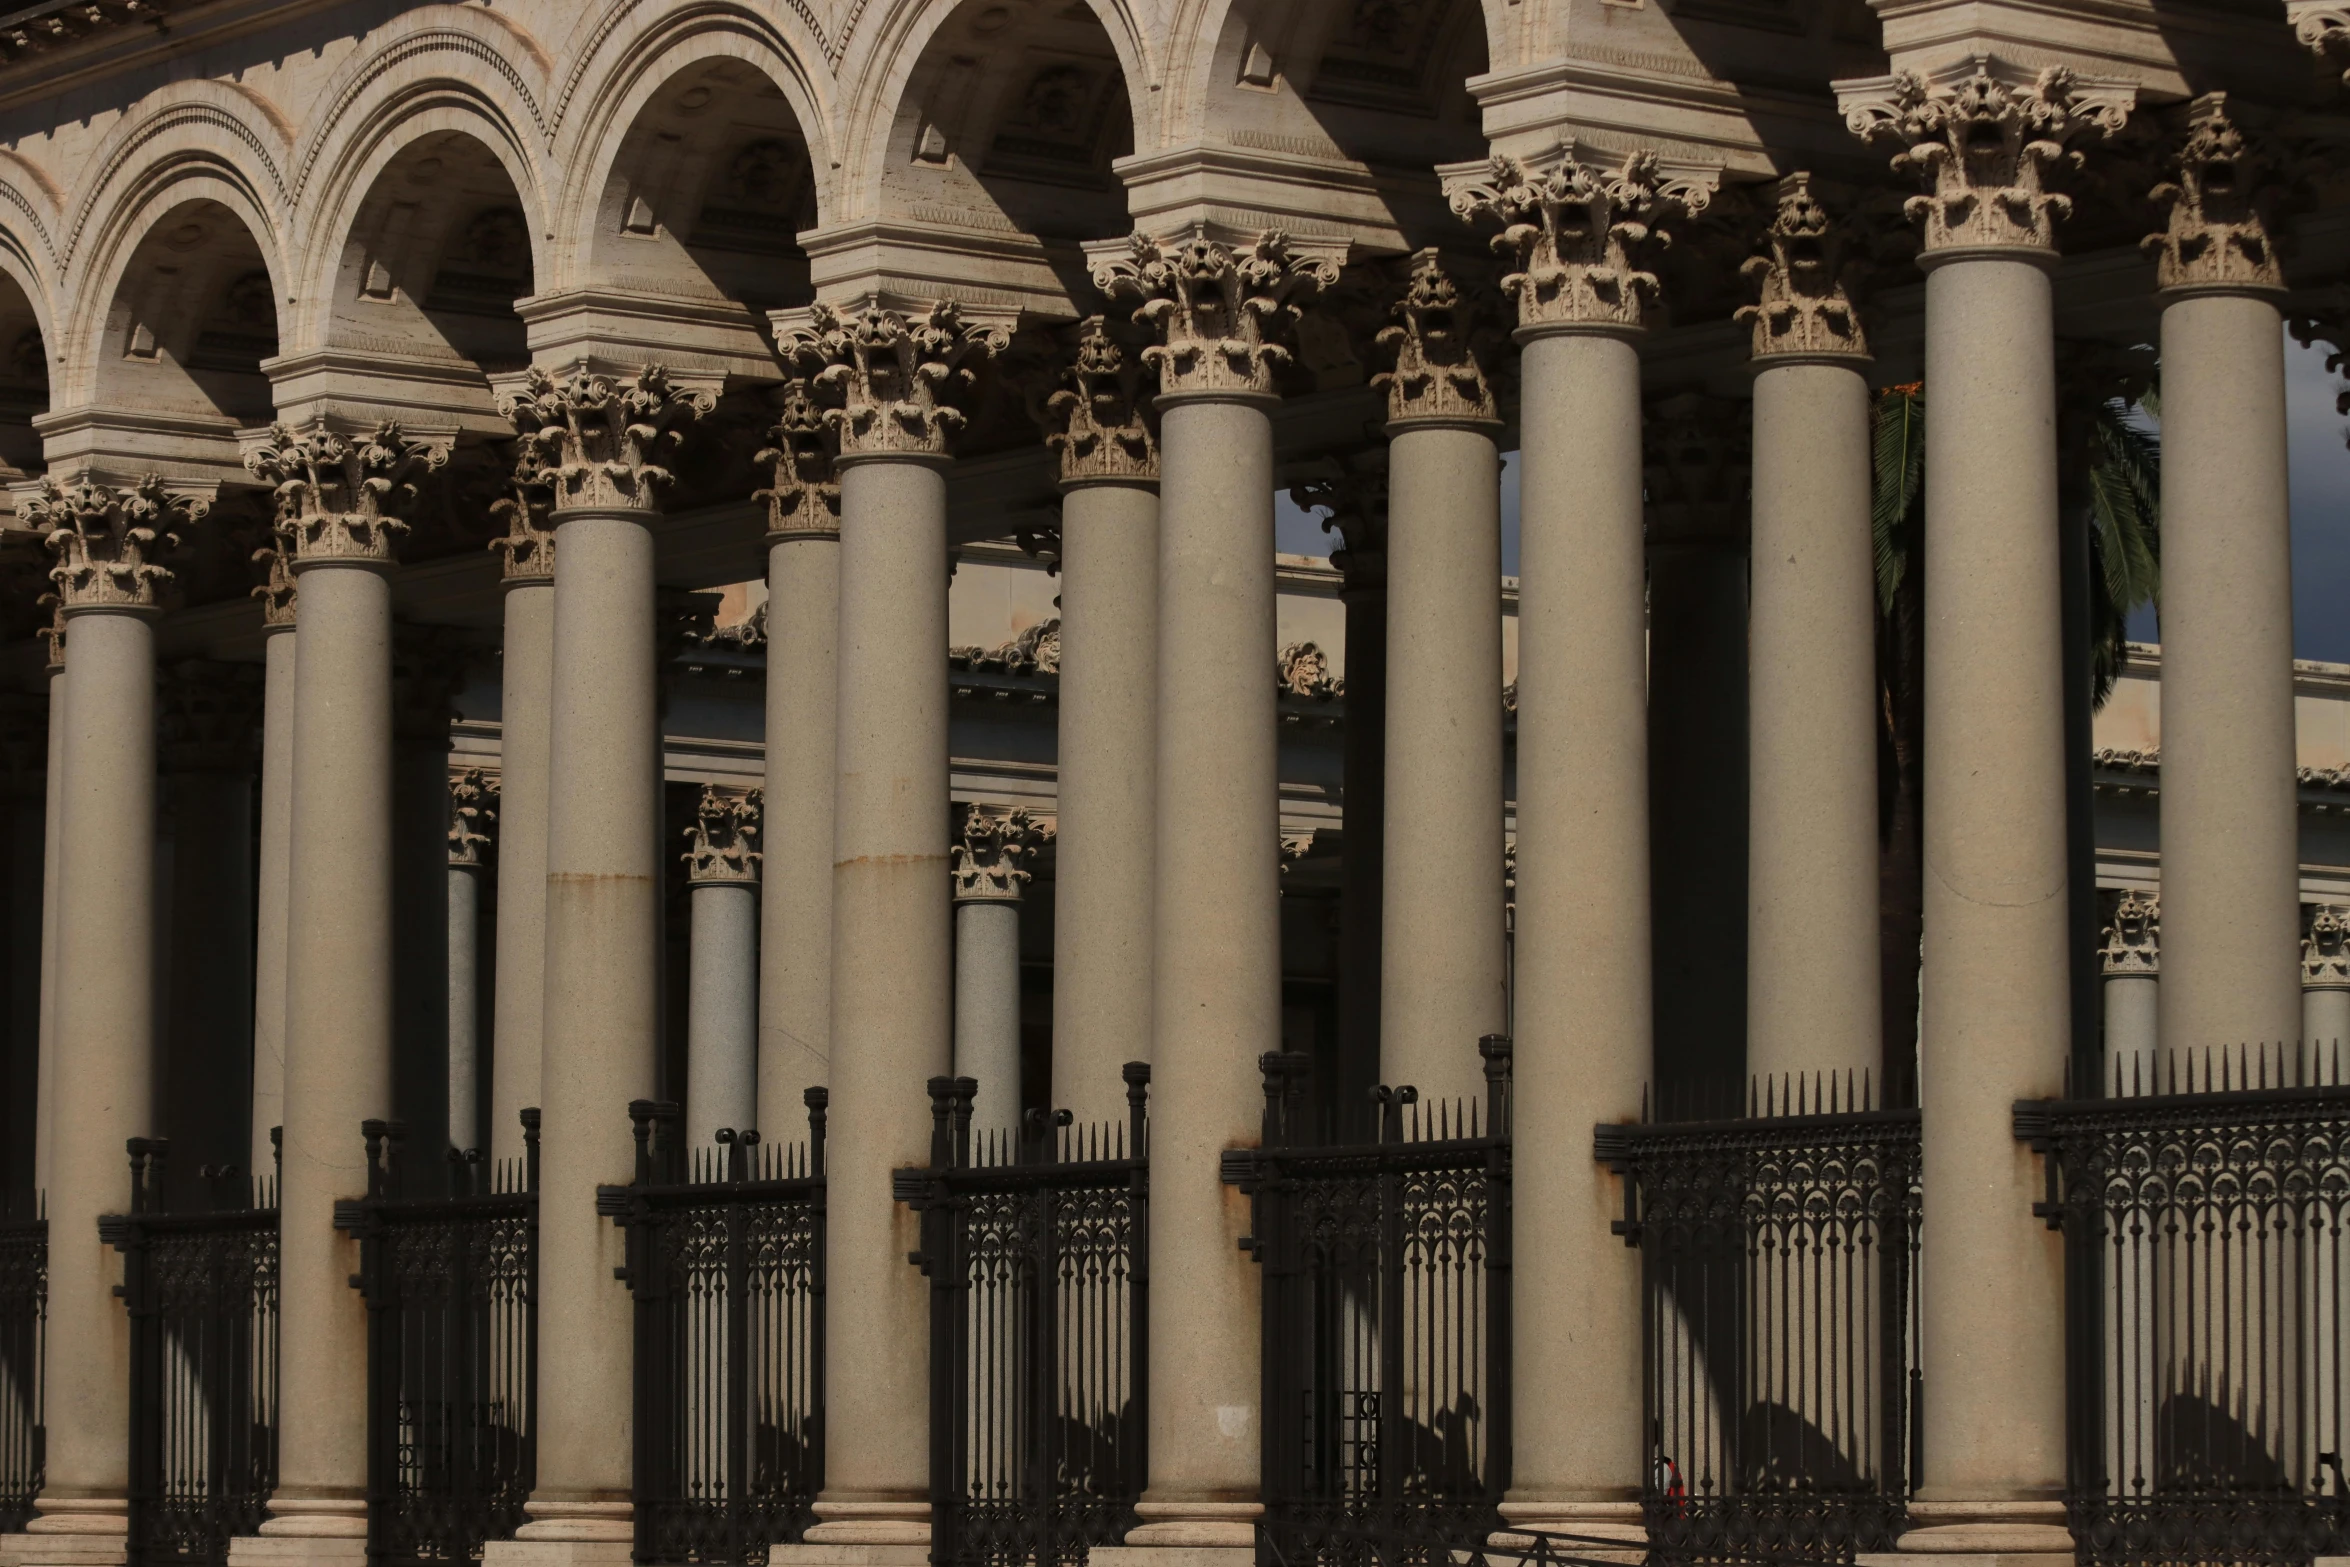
top-left (686, 880), bottom-right (759, 1149)
top-left (491, 580), bottom-right (552, 1163)
top-left (953, 898), bottom-right (1024, 1141)
top-left (448, 862), bottom-right (482, 1155)
top-left (252, 630), bottom-right (295, 1171)
top-left (759, 536), bottom-right (837, 1129)
top-left (32, 664), bottom-right (61, 1197)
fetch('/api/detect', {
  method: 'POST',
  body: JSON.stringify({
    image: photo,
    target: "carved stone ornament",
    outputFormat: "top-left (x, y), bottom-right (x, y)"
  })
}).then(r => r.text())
top-left (244, 419), bottom-right (447, 566)
top-left (1738, 173), bottom-right (1869, 362)
top-left (448, 768), bottom-right (499, 869)
top-left (780, 301), bottom-right (1007, 462)
top-left (952, 803), bottom-right (1051, 903)
top-left (1840, 58), bottom-right (2135, 259)
top-left (500, 364), bottom-right (713, 513)
top-left (25, 471), bottom-right (206, 614)
top-left (2144, 95), bottom-right (2282, 297)
top-left (756, 379), bottom-right (841, 541)
top-left (2099, 890), bottom-right (2160, 978)
top-left (488, 447), bottom-right (556, 583)
top-left (1042, 316), bottom-right (1159, 484)
top-left (1447, 149), bottom-right (1713, 335)
top-left (683, 785), bottom-right (761, 885)
top-left (2307, 904), bottom-right (2350, 990)
top-left (1278, 641), bottom-right (1343, 700)
top-left (951, 618), bottom-right (1060, 676)
top-left (38, 597), bottom-right (63, 670)
top-left (252, 525), bottom-right (298, 628)
top-left (2291, 0), bottom-right (2350, 88)
top-left (1374, 250), bottom-right (1501, 426)
top-left (1093, 228), bottom-right (1339, 401)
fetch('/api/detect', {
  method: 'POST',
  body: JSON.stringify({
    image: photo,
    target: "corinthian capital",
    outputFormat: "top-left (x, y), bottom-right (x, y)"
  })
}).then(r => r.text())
top-left (1093, 228), bottom-right (1339, 402)
top-left (1040, 316), bottom-right (1159, 485)
top-left (952, 803), bottom-right (1050, 903)
top-left (2144, 95), bottom-right (2282, 297)
top-left (2290, 0), bottom-right (2350, 86)
top-left (1374, 250), bottom-right (1501, 427)
top-left (1447, 149), bottom-right (1713, 335)
top-left (2307, 905), bottom-right (2350, 990)
top-left (251, 527), bottom-right (297, 629)
top-left (1738, 174), bottom-right (1869, 362)
top-left (488, 446), bottom-right (556, 583)
top-left (501, 364), bottom-right (712, 513)
top-left (683, 784), bottom-right (760, 885)
top-left (1839, 58), bottom-right (2135, 259)
top-left (780, 301), bottom-right (1006, 463)
top-left (448, 768), bottom-right (498, 869)
top-left (26, 472), bottom-right (205, 614)
top-left (756, 379), bottom-right (841, 540)
top-left (2099, 890), bottom-right (2159, 978)
top-left (245, 419), bottom-right (446, 566)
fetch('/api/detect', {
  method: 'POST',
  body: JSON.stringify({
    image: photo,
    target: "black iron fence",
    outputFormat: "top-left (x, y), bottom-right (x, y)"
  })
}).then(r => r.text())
top-left (894, 1067), bottom-right (1151, 1567)
top-left (1226, 1039), bottom-right (1512, 1554)
top-left (2016, 1044), bottom-right (2350, 1567)
top-left (603, 1092), bottom-right (827, 1566)
top-left (103, 1139), bottom-right (280, 1567)
top-left (1593, 1077), bottom-right (1921, 1566)
top-left (335, 1114), bottom-right (538, 1566)
top-left (0, 1194), bottom-right (43, 1535)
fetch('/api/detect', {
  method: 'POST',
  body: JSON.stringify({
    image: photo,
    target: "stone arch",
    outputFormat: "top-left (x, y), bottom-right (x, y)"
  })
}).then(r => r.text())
top-left (62, 80), bottom-right (291, 279)
top-left (0, 261), bottom-right (52, 478)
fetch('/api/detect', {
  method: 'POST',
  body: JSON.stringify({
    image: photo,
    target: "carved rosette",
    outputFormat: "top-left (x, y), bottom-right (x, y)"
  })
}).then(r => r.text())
top-left (1841, 59), bottom-right (2135, 259)
top-left (781, 302), bottom-right (1006, 463)
top-left (1447, 150), bottom-right (1711, 336)
top-left (952, 803), bottom-right (1051, 904)
top-left (449, 769), bottom-right (499, 869)
top-left (684, 785), bottom-right (761, 885)
top-left (489, 448), bottom-right (557, 584)
top-left (252, 526), bottom-right (298, 629)
top-left (1738, 173), bottom-right (1869, 362)
top-left (245, 419), bottom-right (447, 567)
top-left (26, 472), bottom-right (207, 614)
top-left (757, 379), bottom-right (841, 541)
top-left (500, 364), bottom-right (713, 513)
top-left (1093, 228), bottom-right (1338, 402)
top-left (2099, 890), bottom-right (2160, 978)
top-left (1374, 250), bottom-right (1501, 427)
top-left (2144, 95), bottom-right (2282, 297)
top-left (1042, 316), bottom-right (1159, 485)
top-left (2306, 905), bottom-right (2350, 991)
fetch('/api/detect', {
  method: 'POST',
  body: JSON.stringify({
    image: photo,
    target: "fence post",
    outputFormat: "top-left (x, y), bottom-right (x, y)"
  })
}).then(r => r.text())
top-left (1480, 1035), bottom-right (1514, 1501)
top-left (1123, 1062), bottom-right (1151, 1509)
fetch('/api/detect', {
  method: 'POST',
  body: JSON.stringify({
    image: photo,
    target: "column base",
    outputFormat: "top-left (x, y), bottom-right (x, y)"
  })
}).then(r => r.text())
top-left (800, 1502), bottom-right (928, 1548)
top-left (1095, 1499), bottom-right (1258, 1567)
top-left (1855, 1499), bottom-right (2072, 1567)
top-left (1494, 1500), bottom-right (1644, 1565)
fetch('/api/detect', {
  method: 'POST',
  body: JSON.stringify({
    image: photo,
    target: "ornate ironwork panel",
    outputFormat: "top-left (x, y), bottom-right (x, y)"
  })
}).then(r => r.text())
top-left (607, 1092), bottom-right (826, 1566)
top-left (2016, 1049), bottom-right (2350, 1566)
top-left (1594, 1083), bottom-right (1921, 1566)
top-left (0, 1199), bottom-right (44, 1536)
top-left (897, 1066), bottom-right (1151, 1567)
top-left (1225, 1041), bottom-right (1512, 1555)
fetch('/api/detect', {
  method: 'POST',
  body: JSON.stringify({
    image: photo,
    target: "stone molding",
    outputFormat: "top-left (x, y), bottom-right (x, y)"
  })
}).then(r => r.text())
top-left (779, 301), bottom-right (1006, 463)
top-left (952, 802), bottom-right (1050, 904)
top-left (2100, 890), bottom-right (2160, 978)
top-left (683, 784), bottom-right (761, 886)
top-left (1738, 173), bottom-right (1870, 363)
top-left (1093, 228), bottom-right (1339, 403)
top-left (251, 527), bottom-right (298, 629)
top-left (2145, 94), bottom-right (2283, 298)
top-left (244, 419), bottom-right (447, 568)
top-left (1374, 250), bottom-right (1502, 427)
top-left (757, 379), bottom-right (841, 542)
top-left (1446, 148), bottom-right (1715, 336)
top-left (1040, 316), bottom-right (1159, 486)
top-left (26, 471), bottom-right (206, 615)
top-left (2307, 904), bottom-right (2350, 991)
top-left (448, 768), bottom-right (498, 869)
top-left (488, 448), bottom-right (556, 584)
top-left (159, 659), bottom-right (262, 773)
top-left (1839, 57), bottom-right (2135, 260)
top-left (951, 619), bottom-right (1060, 677)
top-left (502, 364), bottom-right (712, 515)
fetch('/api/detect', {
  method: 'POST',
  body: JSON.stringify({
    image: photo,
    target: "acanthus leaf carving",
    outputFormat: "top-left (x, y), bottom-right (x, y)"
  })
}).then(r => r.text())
top-left (26, 471), bottom-right (207, 613)
top-left (1447, 148), bottom-right (1712, 334)
top-left (488, 443), bottom-right (557, 583)
top-left (2290, 0), bottom-right (2350, 87)
top-left (244, 418), bottom-right (447, 566)
top-left (1040, 315), bottom-right (1159, 484)
top-left (1737, 172), bottom-right (1870, 362)
top-left (449, 768), bottom-right (499, 869)
top-left (499, 364), bottom-right (713, 513)
top-left (756, 378), bottom-right (841, 540)
top-left (1278, 640), bottom-right (1343, 700)
top-left (251, 525), bottom-right (298, 628)
top-left (952, 802), bottom-right (1051, 903)
top-left (1093, 227), bottom-right (1338, 401)
top-left (1374, 249), bottom-right (1501, 425)
top-left (2144, 94), bottom-right (2283, 296)
top-left (683, 784), bottom-right (761, 885)
top-left (780, 301), bottom-right (1006, 462)
top-left (2099, 889), bottom-right (2160, 978)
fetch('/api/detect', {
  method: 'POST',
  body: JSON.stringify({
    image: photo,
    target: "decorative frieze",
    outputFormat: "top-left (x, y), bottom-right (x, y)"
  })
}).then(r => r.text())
top-left (1839, 59), bottom-right (2134, 258)
top-left (684, 785), bottom-right (761, 885)
top-left (952, 803), bottom-right (1051, 903)
top-left (1446, 149), bottom-right (1713, 335)
top-left (756, 378), bottom-right (841, 541)
top-left (2099, 890), bottom-right (2160, 978)
top-left (252, 527), bottom-right (298, 628)
top-left (500, 364), bottom-right (713, 512)
top-left (1738, 173), bottom-right (1869, 362)
top-left (1093, 228), bottom-right (1338, 401)
top-left (2144, 95), bottom-right (2282, 297)
top-left (780, 301), bottom-right (1006, 462)
top-left (488, 447), bottom-right (556, 584)
top-left (245, 419), bottom-right (447, 566)
top-left (448, 769), bottom-right (499, 869)
top-left (26, 471), bottom-right (205, 614)
top-left (1041, 315), bottom-right (1159, 485)
top-left (951, 619), bottom-right (1061, 677)
top-left (2307, 905), bottom-right (2350, 991)
top-left (1374, 249), bottom-right (1501, 427)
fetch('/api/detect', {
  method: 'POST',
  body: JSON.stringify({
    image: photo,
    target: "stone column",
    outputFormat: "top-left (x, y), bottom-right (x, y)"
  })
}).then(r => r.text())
top-left (237, 421), bottom-right (443, 1558)
top-left (495, 365), bottom-right (710, 1555)
top-left (1841, 59), bottom-right (2135, 1556)
top-left (683, 786), bottom-right (760, 1150)
top-left (2144, 97), bottom-right (2301, 1057)
top-left (488, 462), bottom-right (554, 1164)
top-left (774, 301), bottom-right (1003, 1552)
top-left (1450, 150), bottom-right (1705, 1542)
top-left (754, 383), bottom-right (839, 1129)
top-left (2100, 892), bottom-right (2161, 1084)
top-left (11, 473), bottom-right (201, 1556)
top-left (447, 770), bottom-right (497, 1157)
top-left (1739, 175), bottom-right (1883, 1084)
top-left (250, 542), bottom-right (297, 1174)
top-left (951, 805), bottom-right (1049, 1141)
top-left (1037, 318), bottom-right (1159, 1129)
top-left (32, 613), bottom-right (62, 1201)
top-left (2305, 906), bottom-right (2350, 1056)
top-left (1090, 228), bottom-right (1335, 1562)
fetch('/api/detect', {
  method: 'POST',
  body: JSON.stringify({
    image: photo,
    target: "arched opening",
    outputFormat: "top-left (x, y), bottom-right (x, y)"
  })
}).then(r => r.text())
top-left (91, 199), bottom-right (279, 430)
top-left (0, 274), bottom-right (45, 480)
top-left (327, 131), bottom-right (535, 374)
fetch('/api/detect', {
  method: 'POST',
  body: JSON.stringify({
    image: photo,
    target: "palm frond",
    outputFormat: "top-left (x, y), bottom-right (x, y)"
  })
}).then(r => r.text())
top-left (1871, 386), bottom-right (1926, 615)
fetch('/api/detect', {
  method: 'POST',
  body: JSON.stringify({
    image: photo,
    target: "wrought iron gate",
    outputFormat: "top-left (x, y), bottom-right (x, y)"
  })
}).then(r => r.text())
top-left (895, 1066), bottom-right (1151, 1567)
top-left (2016, 1046), bottom-right (2350, 1567)
top-left (605, 1092), bottom-right (827, 1566)
top-left (104, 1139), bottom-right (280, 1567)
top-left (1594, 1079), bottom-right (1921, 1565)
top-left (0, 1196), bottom-right (44, 1535)
top-left (337, 1115), bottom-right (538, 1565)
top-left (1226, 1040), bottom-right (1512, 1554)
